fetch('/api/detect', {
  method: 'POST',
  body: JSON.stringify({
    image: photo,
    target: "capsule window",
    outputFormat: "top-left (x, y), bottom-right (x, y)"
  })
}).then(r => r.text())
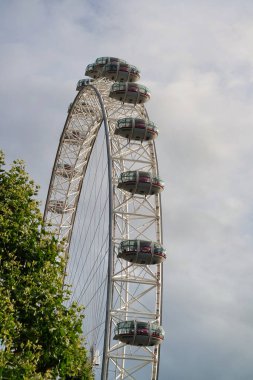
top-left (139, 172), bottom-right (151, 179)
top-left (116, 321), bottom-right (134, 335)
top-left (128, 240), bottom-right (137, 250)
top-left (137, 322), bottom-right (148, 330)
top-left (96, 57), bottom-right (106, 64)
top-left (123, 172), bottom-right (136, 181)
top-left (140, 241), bottom-right (152, 251)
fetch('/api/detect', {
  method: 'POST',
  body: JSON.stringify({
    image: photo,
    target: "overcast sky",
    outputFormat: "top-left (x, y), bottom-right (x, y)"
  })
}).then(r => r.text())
top-left (1, 1), bottom-right (253, 379)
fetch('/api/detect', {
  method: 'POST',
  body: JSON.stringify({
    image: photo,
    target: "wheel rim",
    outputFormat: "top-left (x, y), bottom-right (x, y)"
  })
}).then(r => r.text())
top-left (44, 73), bottom-right (164, 380)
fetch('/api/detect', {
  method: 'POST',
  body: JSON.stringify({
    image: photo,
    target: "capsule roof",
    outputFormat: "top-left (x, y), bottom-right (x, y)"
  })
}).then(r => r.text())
top-left (95, 56), bottom-right (127, 66)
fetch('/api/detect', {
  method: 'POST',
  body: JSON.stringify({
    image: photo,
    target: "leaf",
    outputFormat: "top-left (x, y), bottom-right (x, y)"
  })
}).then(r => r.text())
top-left (0, 154), bottom-right (93, 379)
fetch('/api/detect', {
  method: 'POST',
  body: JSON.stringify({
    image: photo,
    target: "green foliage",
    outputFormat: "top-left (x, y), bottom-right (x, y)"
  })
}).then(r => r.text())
top-left (0, 152), bottom-right (93, 379)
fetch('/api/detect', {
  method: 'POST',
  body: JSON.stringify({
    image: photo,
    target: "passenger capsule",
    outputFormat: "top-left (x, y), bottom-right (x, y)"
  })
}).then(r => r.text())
top-left (85, 63), bottom-right (101, 79)
top-left (90, 346), bottom-right (100, 367)
top-left (95, 56), bottom-right (127, 70)
top-left (102, 62), bottom-right (140, 83)
top-left (85, 58), bottom-right (127, 79)
top-left (118, 240), bottom-right (166, 265)
top-left (109, 83), bottom-right (150, 105)
top-left (114, 320), bottom-right (165, 346)
top-left (48, 200), bottom-right (67, 214)
top-left (115, 118), bottom-right (158, 141)
top-left (56, 163), bottom-right (76, 178)
top-left (76, 78), bottom-right (93, 91)
top-left (64, 129), bottom-right (86, 144)
top-left (118, 171), bottom-right (164, 195)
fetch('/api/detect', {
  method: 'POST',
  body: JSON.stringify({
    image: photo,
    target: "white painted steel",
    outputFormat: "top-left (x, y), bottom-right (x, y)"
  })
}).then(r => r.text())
top-left (44, 77), bottom-right (163, 380)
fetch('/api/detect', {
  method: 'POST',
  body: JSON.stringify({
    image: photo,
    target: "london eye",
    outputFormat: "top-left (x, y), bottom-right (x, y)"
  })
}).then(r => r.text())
top-left (43, 56), bottom-right (166, 380)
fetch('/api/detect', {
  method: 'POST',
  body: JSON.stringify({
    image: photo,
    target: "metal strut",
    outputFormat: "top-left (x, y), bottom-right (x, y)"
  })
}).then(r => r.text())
top-left (90, 86), bottom-right (114, 380)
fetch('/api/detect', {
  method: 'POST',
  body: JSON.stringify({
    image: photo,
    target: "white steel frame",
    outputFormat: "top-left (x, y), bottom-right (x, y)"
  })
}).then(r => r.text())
top-left (44, 77), bottom-right (163, 380)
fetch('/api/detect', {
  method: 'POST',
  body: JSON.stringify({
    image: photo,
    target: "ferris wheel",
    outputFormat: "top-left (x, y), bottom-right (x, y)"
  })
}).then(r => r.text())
top-left (43, 57), bottom-right (166, 380)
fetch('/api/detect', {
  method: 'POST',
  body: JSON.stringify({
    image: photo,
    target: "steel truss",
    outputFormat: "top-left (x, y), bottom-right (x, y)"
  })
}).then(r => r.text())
top-left (44, 77), bottom-right (163, 380)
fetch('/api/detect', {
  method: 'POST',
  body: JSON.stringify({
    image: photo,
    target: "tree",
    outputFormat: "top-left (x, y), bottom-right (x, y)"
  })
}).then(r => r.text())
top-left (0, 152), bottom-right (93, 380)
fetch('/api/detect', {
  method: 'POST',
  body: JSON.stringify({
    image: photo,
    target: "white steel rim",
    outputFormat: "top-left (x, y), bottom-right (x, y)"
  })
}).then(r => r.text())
top-left (44, 77), bottom-right (163, 380)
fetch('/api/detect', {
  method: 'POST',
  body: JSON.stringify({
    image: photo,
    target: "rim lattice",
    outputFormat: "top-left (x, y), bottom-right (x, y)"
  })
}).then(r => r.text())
top-left (44, 77), bottom-right (163, 380)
